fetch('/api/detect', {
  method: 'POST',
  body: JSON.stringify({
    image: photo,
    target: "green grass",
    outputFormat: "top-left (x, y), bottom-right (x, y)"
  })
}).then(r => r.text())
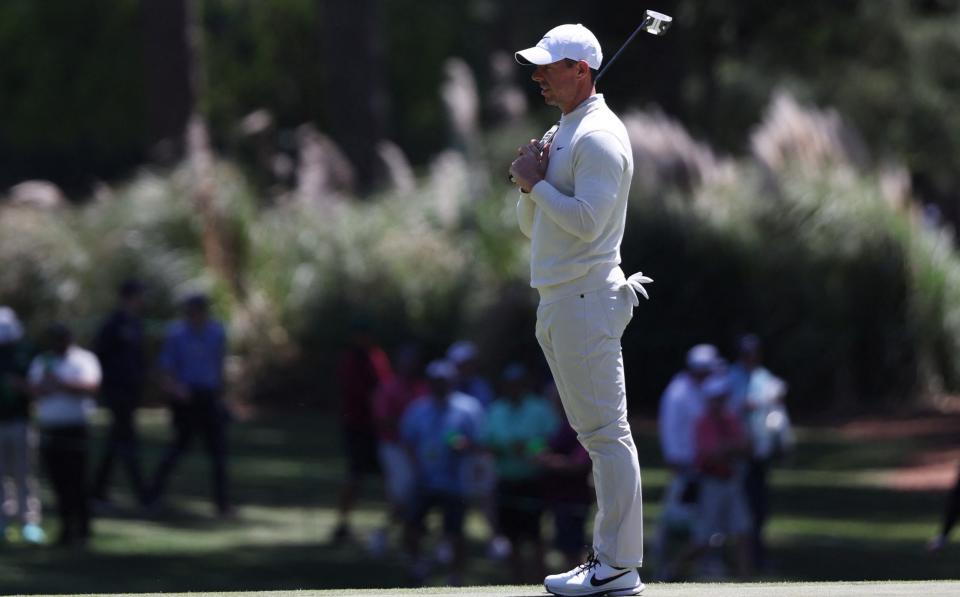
top-left (2, 411), bottom-right (959, 595)
top-left (10, 582), bottom-right (960, 597)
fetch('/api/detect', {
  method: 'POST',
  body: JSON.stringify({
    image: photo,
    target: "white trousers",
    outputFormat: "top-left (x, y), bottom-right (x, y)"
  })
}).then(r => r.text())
top-left (536, 277), bottom-right (645, 568)
top-left (0, 420), bottom-right (42, 527)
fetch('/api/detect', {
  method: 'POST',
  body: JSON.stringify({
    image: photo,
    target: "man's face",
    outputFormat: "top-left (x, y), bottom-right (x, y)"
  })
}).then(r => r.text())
top-left (49, 333), bottom-right (70, 356)
top-left (532, 60), bottom-right (582, 109)
top-left (185, 305), bottom-right (208, 328)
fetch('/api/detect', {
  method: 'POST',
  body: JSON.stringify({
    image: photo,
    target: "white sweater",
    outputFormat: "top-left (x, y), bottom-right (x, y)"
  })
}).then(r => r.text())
top-left (517, 94), bottom-right (634, 293)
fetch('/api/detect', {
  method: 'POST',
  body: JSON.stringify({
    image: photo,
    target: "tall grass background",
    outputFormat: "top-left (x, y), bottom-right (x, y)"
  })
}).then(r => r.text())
top-left (3, 89), bottom-right (960, 414)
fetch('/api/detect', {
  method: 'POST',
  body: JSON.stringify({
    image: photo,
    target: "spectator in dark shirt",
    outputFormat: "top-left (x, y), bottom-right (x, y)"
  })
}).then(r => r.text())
top-left (92, 279), bottom-right (148, 507)
top-left (147, 293), bottom-right (231, 516)
top-left (928, 463), bottom-right (960, 552)
top-left (369, 343), bottom-right (425, 552)
top-left (331, 317), bottom-right (393, 543)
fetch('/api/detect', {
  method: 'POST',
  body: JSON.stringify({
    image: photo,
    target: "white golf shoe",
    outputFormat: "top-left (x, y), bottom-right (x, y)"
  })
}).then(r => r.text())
top-left (544, 552), bottom-right (644, 596)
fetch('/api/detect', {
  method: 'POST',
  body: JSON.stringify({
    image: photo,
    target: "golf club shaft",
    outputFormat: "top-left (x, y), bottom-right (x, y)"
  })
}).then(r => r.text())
top-left (510, 11), bottom-right (670, 183)
top-left (594, 22), bottom-right (647, 85)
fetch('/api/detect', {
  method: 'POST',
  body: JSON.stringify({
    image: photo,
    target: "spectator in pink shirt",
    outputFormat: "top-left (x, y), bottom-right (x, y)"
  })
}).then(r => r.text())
top-left (331, 318), bottom-right (394, 544)
top-left (369, 344), bottom-right (426, 553)
top-left (682, 373), bottom-right (753, 578)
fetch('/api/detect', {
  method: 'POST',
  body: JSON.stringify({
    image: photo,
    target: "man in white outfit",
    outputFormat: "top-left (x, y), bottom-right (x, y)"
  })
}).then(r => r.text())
top-left (509, 23), bottom-right (651, 597)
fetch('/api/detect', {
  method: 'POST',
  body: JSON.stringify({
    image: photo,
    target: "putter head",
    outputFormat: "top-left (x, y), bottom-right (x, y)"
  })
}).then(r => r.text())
top-left (642, 10), bottom-right (672, 36)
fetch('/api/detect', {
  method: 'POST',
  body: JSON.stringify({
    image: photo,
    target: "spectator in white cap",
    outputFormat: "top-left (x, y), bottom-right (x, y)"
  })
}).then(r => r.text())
top-left (445, 340), bottom-right (501, 557)
top-left (676, 371), bottom-right (752, 579)
top-left (0, 307), bottom-right (45, 544)
top-left (400, 359), bottom-right (484, 586)
top-left (509, 21), bottom-right (652, 596)
top-left (654, 343), bottom-right (720, 578)
top-left (446, 340), bottom-right (495, 408)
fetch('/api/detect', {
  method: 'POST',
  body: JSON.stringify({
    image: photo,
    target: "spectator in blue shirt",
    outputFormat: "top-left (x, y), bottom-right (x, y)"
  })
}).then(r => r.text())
top-left (401, 359), bottom-right (484, 586)
top-left (147, 293), bottom-right (231, 516)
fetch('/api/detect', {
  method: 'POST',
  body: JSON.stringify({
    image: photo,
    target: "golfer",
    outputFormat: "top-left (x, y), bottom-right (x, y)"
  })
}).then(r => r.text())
top-left (509, 23), bottom-right (650, 597)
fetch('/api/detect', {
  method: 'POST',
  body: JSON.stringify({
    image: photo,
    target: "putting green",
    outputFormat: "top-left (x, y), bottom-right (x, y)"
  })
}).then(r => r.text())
top-left (13, 581), bottom-right (960, 597)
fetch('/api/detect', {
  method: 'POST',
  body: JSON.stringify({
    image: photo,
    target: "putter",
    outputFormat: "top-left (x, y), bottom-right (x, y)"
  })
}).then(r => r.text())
top-left (509, 9), bottom-right (672, 184)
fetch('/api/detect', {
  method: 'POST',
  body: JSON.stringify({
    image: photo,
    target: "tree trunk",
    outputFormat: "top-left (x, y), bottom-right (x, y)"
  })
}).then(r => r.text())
top-left (141, 0), bottom-right (196, 163)
top-left (319, 0), bottom-right (389, 194)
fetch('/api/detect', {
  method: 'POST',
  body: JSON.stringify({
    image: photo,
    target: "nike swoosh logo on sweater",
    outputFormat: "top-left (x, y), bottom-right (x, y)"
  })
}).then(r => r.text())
top-left (589, 570), bottom-right (631, 587)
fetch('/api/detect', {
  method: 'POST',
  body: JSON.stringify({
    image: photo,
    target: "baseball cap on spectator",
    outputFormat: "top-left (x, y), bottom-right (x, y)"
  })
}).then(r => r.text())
top-left (0, 307), bottom-right (23, 344)
top-left (686, 344), bottom-right (719, 373)
top-left (426, 359), bottom-right (458, 381)
top-left (447, 340), bottom-right (478, 365)
top-left (515, 23), bottom-right (603, 70)
top-left (182, 292), bottom-right (210, 310)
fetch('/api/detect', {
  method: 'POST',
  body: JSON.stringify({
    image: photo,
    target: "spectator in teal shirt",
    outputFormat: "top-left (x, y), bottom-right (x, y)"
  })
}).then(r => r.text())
top-left (485, 363), bottom-right (558, 582)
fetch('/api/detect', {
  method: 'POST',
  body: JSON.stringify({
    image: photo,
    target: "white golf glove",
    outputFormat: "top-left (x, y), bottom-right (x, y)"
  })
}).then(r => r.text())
top-left (623, 272), bottom-right (654, 306)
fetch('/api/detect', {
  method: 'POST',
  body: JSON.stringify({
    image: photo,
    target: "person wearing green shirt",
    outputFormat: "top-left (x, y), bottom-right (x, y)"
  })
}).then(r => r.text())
top-left (485, 364), bottom-right (558, 582)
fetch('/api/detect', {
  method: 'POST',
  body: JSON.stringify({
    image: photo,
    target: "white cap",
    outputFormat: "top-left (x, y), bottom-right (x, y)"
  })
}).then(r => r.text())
top-left (0, 307), bottom-right (23, 344)
top-left (686, 344), bottom-right (719, 372)
top-left (426, 359), bottom-right (458, 381)
top-left (446, 340), bottom-right (478, 365)
top-left (515, 24), bottom-right (603, 70)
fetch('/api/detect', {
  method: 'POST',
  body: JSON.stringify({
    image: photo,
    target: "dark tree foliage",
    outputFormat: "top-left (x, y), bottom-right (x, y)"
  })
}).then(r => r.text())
top-left (2, 0), bottom-right (960, 218)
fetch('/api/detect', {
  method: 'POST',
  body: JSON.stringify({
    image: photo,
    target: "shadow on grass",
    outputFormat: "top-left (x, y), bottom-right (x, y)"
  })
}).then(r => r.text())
top-left (9, 410), bottom-right (958, 594)
top-left (1, 540), bottom-right (410, 594)
top-left (773, 535), bottom-right (960, 581)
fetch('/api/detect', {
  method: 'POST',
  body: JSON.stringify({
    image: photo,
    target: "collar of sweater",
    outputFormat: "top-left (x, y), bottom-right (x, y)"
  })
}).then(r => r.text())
top-left (560, 93), bottom-right (605, 124)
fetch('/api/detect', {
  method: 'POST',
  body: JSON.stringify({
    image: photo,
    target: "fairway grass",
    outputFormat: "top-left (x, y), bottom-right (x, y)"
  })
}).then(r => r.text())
top-left (11, 581), bottom-right (960, 597)
top-left (5, 411), bottom-right (959, 595)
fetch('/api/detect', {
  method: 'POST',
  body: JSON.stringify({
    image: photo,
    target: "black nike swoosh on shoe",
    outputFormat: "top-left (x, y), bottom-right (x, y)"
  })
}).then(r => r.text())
top-left (589, 569), bottom-right (632, 587)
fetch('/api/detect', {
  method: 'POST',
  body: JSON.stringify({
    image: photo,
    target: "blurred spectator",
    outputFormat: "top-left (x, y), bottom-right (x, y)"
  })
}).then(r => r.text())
top-left (28, 323), bottom-right (101, 546)
top-left (485, 364), bottom-right (558, 582)
top-left (537, 379), bottom-right (593, 572)
top-left (401, 360), bottom-right (484, 587)
top-left (655, 343), bottom-right (718, 576)
top-left (91, 279), bottom-right (149, 508)
top-left (928, 462), bottom-right (960, 552)
top-left (447, 340), bottom-right (495, 408)
top-left (147, 293), bottom-right (232, 516)
top-left (728, 334), bottom-right (793, 570)
top-left (0, 307), bottom-right (45, 544)
top-left (680, 373), bottom-right (753, 578)
top-left (369, 343), bottom-right (426, 553)
top-left (331, 317), bottom-right (393, 543)
top-left (446, 340), bottom-right (502, 558)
